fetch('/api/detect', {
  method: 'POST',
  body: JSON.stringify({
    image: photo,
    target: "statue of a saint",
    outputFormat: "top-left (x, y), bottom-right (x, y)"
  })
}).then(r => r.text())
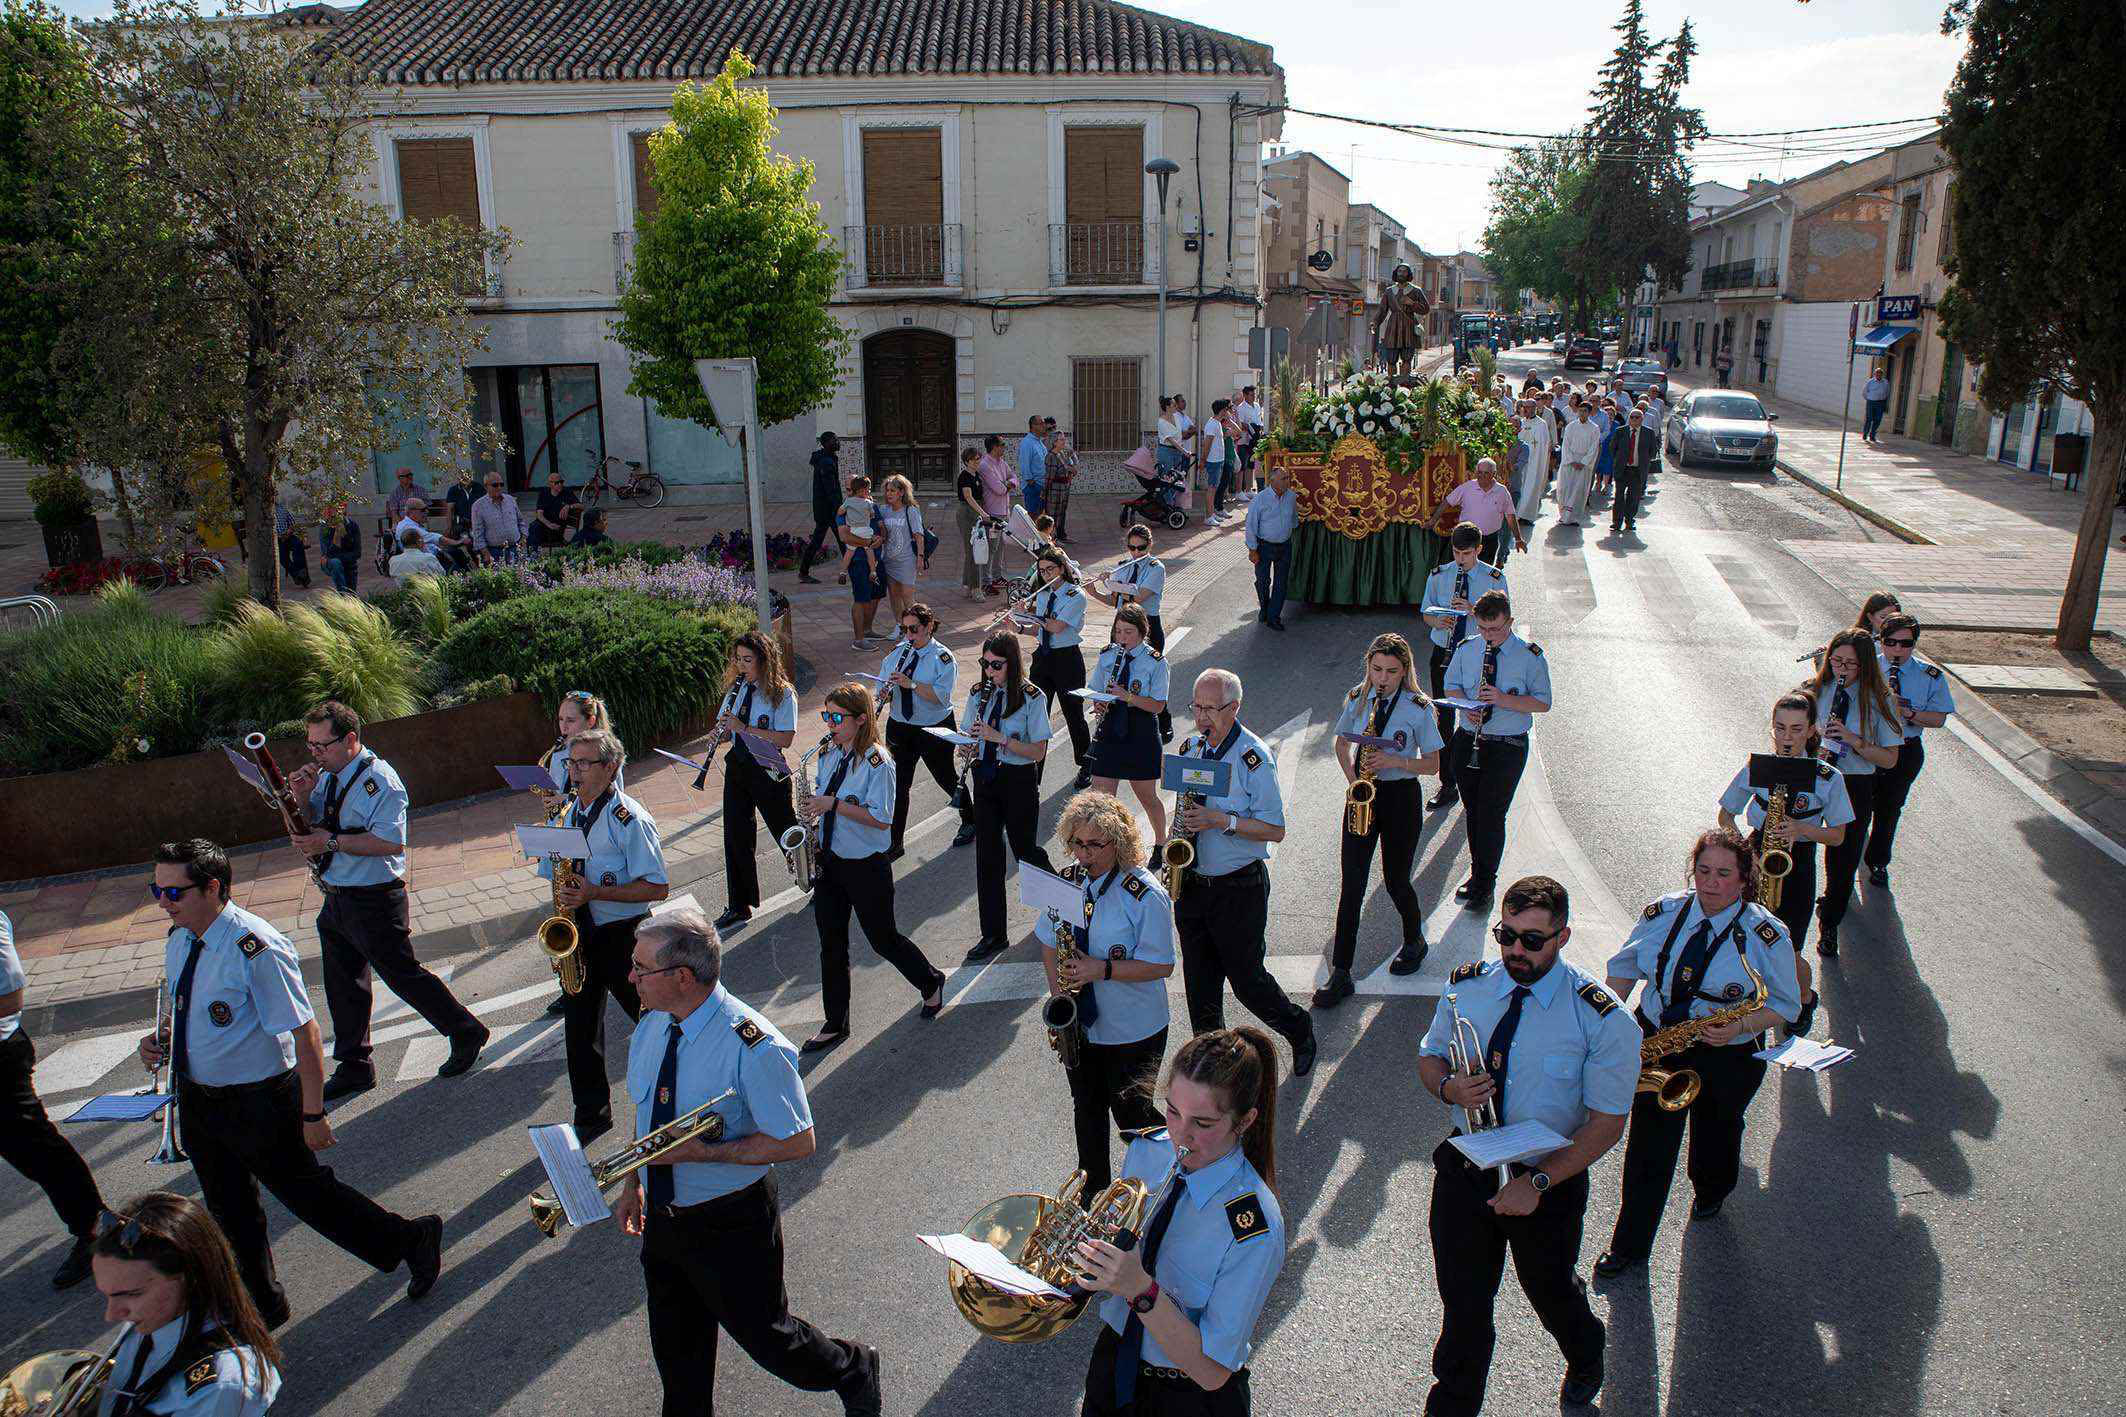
top-left (1373, 262), bottom-right (1432, 370)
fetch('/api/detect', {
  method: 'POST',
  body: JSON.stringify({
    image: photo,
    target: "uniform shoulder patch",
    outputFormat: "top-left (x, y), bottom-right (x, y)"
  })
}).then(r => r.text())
top-left (1924, 663), bottom-right (1942, 679)
top-left (1642, 900), bottom-right (1664, 920)
top-left (1059, 863), bottom-right (1088, 883)
top-left (1755, 920), bottom-right (1781, 946)
top-left (236, 931), bottom-right (267, 960)
top-left (363, 776), bottom-right (379, 795)
top-left (1241, 747), bottom-right (1264, 771)
top-left (1225, 1194), bottom-right (1271, 1244)
top-left (613, 804), bottom-right (634, 826)
top-left (1449, 961), bottom-right (1487, 983)
top-left (185, 1358), bottom-right (220, 1395)
top-left (1526, 641), bottom-right (1543, 656)
top-left (733, 1016), bottom-right (767, 1048)
top-left (937, 648), bottom-right (953, 663)
top-left (1346, 685), bottom-right (1364, 702)
top-left (1575, 980), bottom-right (1618, 1016)
top-left (866, 746), bottom-right (887, 767)
top-left (1816, 760), bottom-right (1836, 780)
top-left (1146, 645), bottom-right (1164, 660)
top-left (1121, 872), bottom-right (1150, 900)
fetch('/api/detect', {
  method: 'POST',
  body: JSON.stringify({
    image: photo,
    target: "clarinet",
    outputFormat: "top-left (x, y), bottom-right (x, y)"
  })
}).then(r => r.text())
top-left (951, 682), bottom-right (993, 811)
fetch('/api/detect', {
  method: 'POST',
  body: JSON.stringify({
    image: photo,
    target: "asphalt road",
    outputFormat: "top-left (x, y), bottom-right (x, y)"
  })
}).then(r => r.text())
top-left (7, 345), bottom-right (2124, 1415)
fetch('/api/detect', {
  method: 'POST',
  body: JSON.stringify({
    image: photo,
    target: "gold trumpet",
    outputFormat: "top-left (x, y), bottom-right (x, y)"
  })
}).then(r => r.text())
top-left (0, 1324), bottom-right (131, 1415)
top-left (1636, 948), bottom-right (1768, 1112)
top-left (533, 790), bottom-right (586, 995)
top-left (528, 1088), bottom-right (736, 1237)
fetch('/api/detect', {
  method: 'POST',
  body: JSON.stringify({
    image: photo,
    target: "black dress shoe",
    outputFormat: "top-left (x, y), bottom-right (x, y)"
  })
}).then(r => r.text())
top-left (964, 936), bottom-right (1009, 963)
top-left (1453, 877), bottom-right (1477, 901)
top-left (1389, 939), bottom-right (1429, 975)
top-left (1426, 786), bottom-right (1458, 811)
top-left (713, 905), bottom-right (753, 933)
top-left (544, 993), bottom-right (567, 1017)
top-left (321, 1065), bottom-right (376, 1102)
top-left (801, 1029), bottom-right (850, 1054)
top-left (1310, 968), bottom-right (1354, 1009)
top-left (1691, 1197), bottom-right (1724, 1221)
top-left (1561, 1364), bottom-right (1605, 1407)
top-left (1868, 866), bottom-right (1890, 887)
top-left (437, 1024), bottom-right (489, 1078)
top-left (1462, 889), bottom-right (1493, 912)
top-left (1789, 992), bottom-right (1819, 1038)
top-left (841, 1343), bottom-right (883, 1417)
top-left (952, 820), bottom-right (977, 848)
top-left (1267, 619), bottom-right (1286, 632)
top-left (1593, 1250), bottom-right (1642, 1280)
top-left (1290, 1034), bottom-right (1318, 1079)
top-left (1072, 769), bottom-right (1094, 791)
top-left (920, 980), bottom-right (946, 1020)
top-left (51, 1233), bottom-right (95, 1290)
top-left (1816, 925), bottom-right (1839, 958)
top-left (403, 1214), bottom-right (444, 1300)
top-left (576, 1118), bottom-right (613, 1148)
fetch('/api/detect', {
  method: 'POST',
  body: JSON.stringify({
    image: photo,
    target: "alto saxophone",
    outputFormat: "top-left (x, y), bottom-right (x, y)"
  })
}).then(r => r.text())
top-left (1042, 907), bottom-right (1100, 1070)
top-left (777, 738), bottom-right (826, 892)
top-left (1162, 733), bottom-right (1201, 901)
top-left (1345, 742), bottom-right (1378, 836)
top-left (1636, 946), bottom-right (1769, 1111)
top-left (1755, 782), bottom-right (1794, 910)
top-left (534, 789), bottom-right (587, 995)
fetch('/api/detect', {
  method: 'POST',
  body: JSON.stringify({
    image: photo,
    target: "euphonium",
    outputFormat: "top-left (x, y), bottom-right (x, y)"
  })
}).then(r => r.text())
top-left (1445, 991), bottom-right (1511, 1191)
top-left (143, 977), bottom-right (186, 1166)
top-left (528, 1088), bottom-right (735, 1237)
top-left (1635, 947), bottom-right (1768, 1112)
top-left (1755, 783), bottom-right (1794, 910)
top-left (534, 790), bottom-right (586, 996)
top-left (0, 1324), bottom-right (131, 1416)
top-left (777, 738), bottom-right (826, 892)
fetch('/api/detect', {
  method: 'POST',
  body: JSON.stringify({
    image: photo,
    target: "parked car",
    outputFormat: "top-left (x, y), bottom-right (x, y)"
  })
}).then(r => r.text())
top-left (1551, 334), bottom-right (1569, 355)
top-left (1664, 389), bottom-right (1780, 468)
top-left (1614, 360), bottom-right (1666, 401)
top-left (1563, 335), bottom-right (1605, 370)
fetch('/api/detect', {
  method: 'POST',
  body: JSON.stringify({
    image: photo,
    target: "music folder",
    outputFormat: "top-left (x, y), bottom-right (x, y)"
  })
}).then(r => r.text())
top-left (497, 764), bottom-right (557, 793)
top-left (529, 1124), bottom-right (610, 1230)
top-left (514, 824), bottom-right (590, 861)
top-left (732, 728), bottom-right (788, 776)
top-left (1161, 753), bottom-right (1231, 798)
top-left (1748, 753), bottom-right (1819, 793)
top-left (64, 1093), bottom-right (174, 1124)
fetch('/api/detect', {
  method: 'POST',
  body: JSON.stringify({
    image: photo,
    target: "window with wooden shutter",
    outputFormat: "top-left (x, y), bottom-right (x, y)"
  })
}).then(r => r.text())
top-left (395, 138), bottom-right (481, 229)
top-left (630, 132), bottom-right (659, 218)
top-left (1062, 127), bottom-right (1145, 284)
top-left (860, 129), bottom-right (944, 283)
top-left (1072, 357), bottom-right (1142, 452)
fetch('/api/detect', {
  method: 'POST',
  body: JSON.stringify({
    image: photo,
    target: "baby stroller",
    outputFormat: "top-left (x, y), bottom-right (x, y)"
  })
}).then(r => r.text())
top-left (1119, 448), bottom-right (1189, 530)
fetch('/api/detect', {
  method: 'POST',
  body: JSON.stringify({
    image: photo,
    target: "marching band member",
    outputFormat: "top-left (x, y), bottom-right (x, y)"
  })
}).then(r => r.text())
top-left (285, 701), bottom-right (487, 1101)
top-left (713, 631), bottom-right (800, 936)
top-left (802, 683), bottom-right (947, 1052)
top-left (1016, 545), bottom-right (1093, 787)
top-left (544, 691), bottom-right (619, 1015)
top-left (1420, 523), bottom-right (1507, 811)
top-left (1863, 613), bottom-right (1955, 889)
top-left (1317, 634), bottom-right (1443, 1008)
top-left (142, 838), bottom-right (442, 1327)
top-left (962, 632), bottom-right (1056, 963)
top-left (1086, 605), bottom-right (1172, 846)
top-left (1595, 829), bottom-right (1801, 1281)
top-left (1037, 792), bottom-right (1174, 1196)
top-left (1075, 1027), bottom-right (1286, 1417)
top-left (537, 728), bottom-right (668, 1144)
top-left (1717, 691), bottom-right (1852, 1036)
top-left (89, 1192), bottom-right (282, 1414)
top-left (615, 909), bottom-right (882, 1417)
top-left (1, 905), bottom-right (110, 1289)
top-left (1810, 629), bottom-right (1904, 956)
top-left (1443, 592), bottom-right (1553, 913)
top-left (1852, 590), bottom-right (1903, 637)
top-left (879, 603), bottom-right (976, 857)
top-left (1172, 670), bottom-right (1318, 1078)
top-left (1416, 876), bottom-right (1638, 1416)
top-left (1086, 524), bottom-right (1173, 742)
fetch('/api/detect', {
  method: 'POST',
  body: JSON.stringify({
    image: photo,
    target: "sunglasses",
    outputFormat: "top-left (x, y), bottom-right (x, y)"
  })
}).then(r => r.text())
top-left (901, 624), bottom-right (923, 634)
top-left (1492, 923), bottom-right (1561, 951)
top-left (96, 1209), bottom-right (147, 1256)
top-left (1881, 637), bottom-right (1917, 648)
top-left (821, 710), bottom-right (850, 725)
top-left (979, 657), bottom-right (1006, 670)
top-left (1067, 836), bottom-right (1109, 851)
top-left (146, 882), bottom-right (199, 903)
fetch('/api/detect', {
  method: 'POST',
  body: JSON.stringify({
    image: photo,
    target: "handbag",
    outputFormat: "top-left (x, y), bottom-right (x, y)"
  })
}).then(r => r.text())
top-left (969, 521), bottom-right (991, 567)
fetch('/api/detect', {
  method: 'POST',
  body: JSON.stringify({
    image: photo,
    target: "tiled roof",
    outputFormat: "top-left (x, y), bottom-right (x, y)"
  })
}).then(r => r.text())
top-left (317, 0), bottom-right (1276, 86)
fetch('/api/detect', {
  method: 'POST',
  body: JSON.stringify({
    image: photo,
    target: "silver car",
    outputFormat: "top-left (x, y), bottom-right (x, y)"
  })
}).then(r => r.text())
top-left (1664, 389), bottom-right (1779, 468)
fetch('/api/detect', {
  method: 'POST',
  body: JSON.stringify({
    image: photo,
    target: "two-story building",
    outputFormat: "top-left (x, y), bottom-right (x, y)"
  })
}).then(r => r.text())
top-left (1262, 150), bottom-right (1360, 369)
top-left (308, 0), bottom-right (1284, 505)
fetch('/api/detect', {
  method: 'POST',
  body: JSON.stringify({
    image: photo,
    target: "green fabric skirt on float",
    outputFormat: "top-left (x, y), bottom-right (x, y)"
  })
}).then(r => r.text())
top-left (1288, 521), bottom-right (1447, 606)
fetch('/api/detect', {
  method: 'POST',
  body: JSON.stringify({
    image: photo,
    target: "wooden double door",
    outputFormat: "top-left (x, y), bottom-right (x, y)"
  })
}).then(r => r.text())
top-left (863, 330), bottom-right (956, 489)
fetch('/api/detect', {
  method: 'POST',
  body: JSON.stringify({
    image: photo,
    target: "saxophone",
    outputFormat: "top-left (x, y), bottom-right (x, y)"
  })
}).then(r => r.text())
top-left (1042, 906), bottom-right (1100, 1070)
top-left (534, 789), bottom-right (587, 995)
top-left (1162, 733), bottom-right (1202, 900)
top-left (1755, 782), bottom-right (1794, 909)
top-left (777, 738), bottom-right (826, 892)
top-left (1635, 945), bottom-right (1768, 1111)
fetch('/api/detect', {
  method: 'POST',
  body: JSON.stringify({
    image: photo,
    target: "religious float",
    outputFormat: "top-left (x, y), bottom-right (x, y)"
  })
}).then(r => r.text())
top-left (1258, 370), bottom-right (1516, 606)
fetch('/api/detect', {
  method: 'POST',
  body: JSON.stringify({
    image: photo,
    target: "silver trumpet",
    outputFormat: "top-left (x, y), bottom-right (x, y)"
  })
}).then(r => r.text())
top-left (142, 978), bottom-right (187, 1166)
top-left (1444, 991), bottom-right (1509, 1191)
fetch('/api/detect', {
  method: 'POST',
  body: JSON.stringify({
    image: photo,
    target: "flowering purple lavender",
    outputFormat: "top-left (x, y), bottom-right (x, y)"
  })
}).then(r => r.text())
top-left (507, 556), bottom-right (756, 611)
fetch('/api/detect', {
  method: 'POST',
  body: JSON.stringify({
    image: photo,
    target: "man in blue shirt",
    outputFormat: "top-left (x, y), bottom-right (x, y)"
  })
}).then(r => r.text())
top-left (615, 908), bottom-right (882, 1416)
top-left (1018, 415), bottom-right (1050, 518)
top-left (1443, 591), bottom-right (1553, 911)
top-left (1243, 463), bottom-right (1299, 631)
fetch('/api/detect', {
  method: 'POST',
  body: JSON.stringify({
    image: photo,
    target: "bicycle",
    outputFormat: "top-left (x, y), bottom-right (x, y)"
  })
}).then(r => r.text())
top-left (582, 452), bottom-right (666, 510)
top-left (133, 547), bottom-right (228, 593)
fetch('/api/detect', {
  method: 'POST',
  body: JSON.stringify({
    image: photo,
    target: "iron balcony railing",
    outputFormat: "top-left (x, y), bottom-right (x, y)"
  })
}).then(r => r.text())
top-left (1048, 222), bottom-right (1160, 287)
top-left (1700, 258), bottom-right (1780, 293)
top-left (843, 223), bottom-right (964, 290)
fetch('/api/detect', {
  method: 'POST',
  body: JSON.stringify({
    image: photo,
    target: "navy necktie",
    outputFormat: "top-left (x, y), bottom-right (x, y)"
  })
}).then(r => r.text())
top-left (1038, 593), bottom-right (1054, 651)
top-left (979, 691), bottom-right (1003, 774)
top-left (1113, 1176), bottom-right (1187, 1406)
top-left (169, 935), bottom-right (206, 1084)
top-left (895, 648), bottom-right (916, 718)
top-left (645, 1021), bottom-right (683, 1210)
top-left (1662, 921), bottom-right (1716, 1027)
top-left (735, 682), bottom-right (756, 727)
top-left (1889, 664), bottom-right (1903, 699)
top-left (816, 753), bottom-right (853, 854)
top-left (1486, 985), bottom-right (1531, 1124)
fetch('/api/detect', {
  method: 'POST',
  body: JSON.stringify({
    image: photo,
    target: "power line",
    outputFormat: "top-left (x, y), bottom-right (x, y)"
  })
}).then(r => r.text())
top-left (1267, 103), bottom-right (1940, 144)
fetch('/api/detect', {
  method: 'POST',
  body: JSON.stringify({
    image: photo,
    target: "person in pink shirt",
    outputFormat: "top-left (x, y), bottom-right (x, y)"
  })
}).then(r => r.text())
top-left (1435, 458), bottom-right (1526, 567)
top-left (976, 434), bottom-right (1020, 590)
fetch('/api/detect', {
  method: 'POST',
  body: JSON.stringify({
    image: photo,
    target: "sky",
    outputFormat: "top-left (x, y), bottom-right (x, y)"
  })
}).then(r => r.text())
top-left (52, 0), bottom-right (1968, 256)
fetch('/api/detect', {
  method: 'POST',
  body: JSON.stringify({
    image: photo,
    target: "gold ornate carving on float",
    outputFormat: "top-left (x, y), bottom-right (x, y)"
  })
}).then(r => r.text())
top-left (1273, 435), bottom-right (1468, 540)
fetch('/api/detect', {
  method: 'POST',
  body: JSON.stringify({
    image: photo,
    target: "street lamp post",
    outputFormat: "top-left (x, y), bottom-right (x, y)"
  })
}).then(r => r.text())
top-left (1146, 158), bottom-right (1179, 418)
top-left (694, 357), bottom-right (776, 641)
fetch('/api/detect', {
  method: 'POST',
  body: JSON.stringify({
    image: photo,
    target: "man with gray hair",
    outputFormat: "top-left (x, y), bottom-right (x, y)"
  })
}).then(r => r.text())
top-left (615, 906), bottom-right (883, 1415)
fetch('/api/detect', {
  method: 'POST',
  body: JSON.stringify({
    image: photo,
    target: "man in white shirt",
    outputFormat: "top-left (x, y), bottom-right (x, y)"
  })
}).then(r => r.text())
top-left (1235, 384), bottom-right (1268, 497)
top-left (388, 527), bottom-right (447, 579)
top-left (393, 498), bottom-right (471, 572)
top-left (1202, 405), bottom-right (1231, 523)
top-left (1556, 404), bottom-right (1603, 527)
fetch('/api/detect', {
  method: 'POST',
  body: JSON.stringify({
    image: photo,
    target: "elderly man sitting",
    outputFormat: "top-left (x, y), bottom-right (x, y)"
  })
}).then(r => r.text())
top-left (387, 526), bottom-right (446, 580)
top-left (392, 497), bottom-right (473, 573)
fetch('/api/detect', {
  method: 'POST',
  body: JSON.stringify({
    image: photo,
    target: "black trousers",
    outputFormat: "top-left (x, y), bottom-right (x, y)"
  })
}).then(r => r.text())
top-left (1033, 646), bottom-right (1092, 769)
top-left (1453, 735), bottom-right (1530, 890)
top-left (1083, 1321), bottom-right (1253, 1416)
top-left (1175, 864), bottom-right (1311, 1048)
top-left (1606, 1027), bottom-right (1767, 1263)
top-left (1863, 735), bottom-right (1926, 870)
top-left (723, 751), bottom-right (799, 913)
top-left (319, 882), bottom-right (480, 1068)
top-left (1145, 615), bottom-right (1173, 743)
top-left (886, 715), bottom-right (971, 852)
top-left (0, 1030), bottom-right (104, 1238)
top-left (1428, 648), bottom-right (1460, 802)
top-left (565, 915), bottom-right (645, 1134)
top-left (276, 532), bottom-right (309, 586)
top-left (181, 1069), bottom-right (416, 1320)
top-left (642, 1174), bottom-right (865, 1417)
top-left (973, 762), bottom-right (1053, 943)
top-left (813, 852), bottom-right (944, 1032)
top-left (1425, 1138), bottom-right (1602, 1417)
top-left (1067, 1029), bottom-right (1167, 1195)
top-left (798, 516), bottom-right (842, 578)
top-left (1612, 466), bottom-right (1649, 526)
top-left (1331, 779), bottom-right (1427, 970)
top-left (1818, 773), bottom-right (1877, 933)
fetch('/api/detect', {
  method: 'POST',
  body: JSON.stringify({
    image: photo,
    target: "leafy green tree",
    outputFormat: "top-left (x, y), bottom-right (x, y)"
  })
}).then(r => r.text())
top-left (1482, 137), bottom-right (1600, 322)
top-left (1939, 0), bottom-right (2123, 650)
top-left (614, 51), bottom-right (847, 430)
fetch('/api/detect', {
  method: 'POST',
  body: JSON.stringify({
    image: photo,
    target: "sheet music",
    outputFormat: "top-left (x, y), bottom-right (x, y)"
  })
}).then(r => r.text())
top-left (529, 1124), bottom-right (610, 1229)
top-left (1756, 1038), bottom-right (1855, 1071)
top-left (221, 745), bottom-right (271, 795)
top-left (65, 1093), bottom-right (174, 1124)
top-left (496, 763), bottom-right (557, 792)
top-left (1448, 1120), bottom-right (1569, 1169)
top-left (917, 1233), bottom-right (1068, 1298)
top-left (1017, 863), bottom-right (1083, 917)
top-left (515, 825), bottom-right (591, 860)
top-left (1070, 687), bottom-right (1118, 704)
top-left (923, 726), bottom-right (978, 746)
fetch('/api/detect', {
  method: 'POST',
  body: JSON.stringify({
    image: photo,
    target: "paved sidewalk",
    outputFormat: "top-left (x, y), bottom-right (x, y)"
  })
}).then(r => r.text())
top-left (3, 490), bottom-right (1259, 1005)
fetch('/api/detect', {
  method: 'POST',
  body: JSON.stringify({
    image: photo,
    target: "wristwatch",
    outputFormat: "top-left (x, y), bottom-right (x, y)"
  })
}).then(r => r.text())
top-left (1220, 815), bottom-right (1238, 837)
top-left (327, 834), bottom-right (340, 853)
top-left (1529, 1171), bottom-right (1552, 1194)
top-left (1130, 1280), bottom-right (1161, 1314)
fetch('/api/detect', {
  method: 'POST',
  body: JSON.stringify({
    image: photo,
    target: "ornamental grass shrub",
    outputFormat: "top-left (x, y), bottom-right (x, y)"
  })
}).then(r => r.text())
top-left (0, 588), bottom-right (223, 772)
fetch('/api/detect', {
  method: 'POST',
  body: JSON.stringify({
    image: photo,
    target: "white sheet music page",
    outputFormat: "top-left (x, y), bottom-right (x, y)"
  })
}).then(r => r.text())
top-left (529, 1124), bottom-right (609, 1229)
top-left (1448, 1119), bottom-right (1570, 1169)
top-left (916, 1233), bottom-right (1068, 1298)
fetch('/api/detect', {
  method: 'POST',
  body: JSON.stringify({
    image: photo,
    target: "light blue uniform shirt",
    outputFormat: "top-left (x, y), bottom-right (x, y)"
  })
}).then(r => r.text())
top-left (1719, 759), bottom-right (1854, 832)
top-left (627, 985), bottom-right (811, 1206)
top-left (1419, 959), bottom-right (1639, 1136)
top-left (1333, 685), bottom-right (1443, 782)
top-left (1181, 723), bottom-right (1283, 877)
top-left (814, 742), bottom-right (896, 859)
top-left (97, 1318), bottom-right (279, 1417)
top-left (1607, 891), bottom-right (1803, 1031)
top-left (1444, 632), bottom-right (1552, 738)
top-left (1885, 654), bottom-right (1956, 740)
top-left (0, 911), bottom-right (23, 1041)
top-left (544, 738), bottom-right (625, 793)
top-left (1033, 864), bottom-right (1172, 1046)
top-left (1243, 486), bottom-right (1299, 547)
top-left (1109, 555), bottom-right (1167, 617)
top-left (305, 750), bottom-right (408, 886)
top-left (1097, 1130), bottom-right (1285, 1373)
top-left (535, 788), bottom-right (667, 926)
top-left (1091, 641), bottom-right (1171, 721)
top-left (1420, 559), bottom-right (1509, 652)
top-left (165, 904), bottom-right (311, 1085)
top-left (880, 640), bottom-right (958, 728)
top-left (1814, 678), bottom-right (1905, 777)
top-left (965, 683), bottom-right (1051, 767)
top-left (1030, 581), bottom-right (1086, 651)
top-left (718, 679), bottom-right (800, 736)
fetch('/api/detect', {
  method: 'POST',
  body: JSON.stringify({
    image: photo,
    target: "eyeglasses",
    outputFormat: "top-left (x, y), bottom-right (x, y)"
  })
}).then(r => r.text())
top-left (146, 882), bottom-right (199, 903)
top-left (566, 757), bottom-right (604, 770)
top-left (1492, 922), bottom-right (1561, 951)
top-left (1189, 701), bottom-right (1232, 715)
top-left (1881, 637), bottom-right (1917, 648)
top-left (1067, 836), bottom-right (1110, 851)
top-left (627, 961), bottom-right (688, 980)
top-left (979, 657), bottom-right (1006, 670)
top-left (821, 710), bottom-right (849, 725)
top-left (305, 730), bottom-right (350, 754)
